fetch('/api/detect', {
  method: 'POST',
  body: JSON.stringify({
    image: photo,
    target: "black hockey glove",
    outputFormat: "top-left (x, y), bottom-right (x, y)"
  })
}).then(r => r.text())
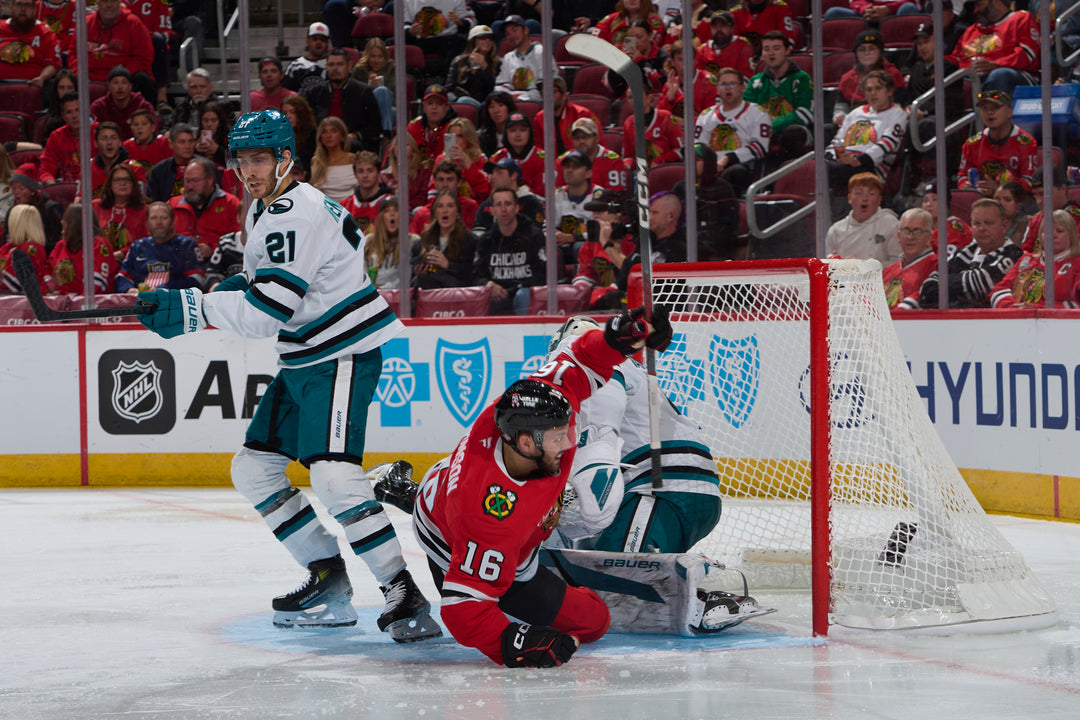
top-left (645, 304), bottom-right (673, 352)
top-left (501, 623), bottom-right (579, 668)
top-left (604, 306), bottom-right (650, 356)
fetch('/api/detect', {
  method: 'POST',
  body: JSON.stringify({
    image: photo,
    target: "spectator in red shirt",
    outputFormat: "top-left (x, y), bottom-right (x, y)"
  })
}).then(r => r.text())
top-left (956, 89), bottom-right (1040, 195)
top-left (250, 57), bottom-right (298, 112)
top-left (947, 0), bottom-right (1040, 98)
top-left (657, 39), bottom-right (718, 123)
top-left (45, 202), bottom-right (118, 294)
top-left (71, 0), bottom-right (156, 103)
top-left (731, 0), bottom-right (799, 53)
top-left (93, 162), bottom-right (148, 261)
top-left (0, 0), bottom-right (61, 85)
top-left (124, 0), bottom-right (172, 107)
top-left (168, 155), bottom-right (241, 260)
top-left (123, 108), bottom-right (172, 178)
top-left (40, 92), bottom-right (93, 186)
top-left (90, 66), bottom-right (156, 141)
top-left (696, 11), bottom-right (754, 81)
top-left (533, 76), bottom-right (602, 157)
top-left (340, 151), bottom-right (394, 235)
top-left (37, 0), bottom-right (77, 52)
top-left (410, 160), bottom-right (479, 233)
top-left (86, 121), bottom-right (146, 201)
top-left (407, 84), bottom-right (457, 171)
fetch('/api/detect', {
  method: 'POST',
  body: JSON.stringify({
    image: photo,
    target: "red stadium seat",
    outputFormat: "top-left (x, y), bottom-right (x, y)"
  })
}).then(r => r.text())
top-left (415, 286), bottom-right (492, 317)
top-left (528, 284), bottom-right (591, 315)
top-left (567, 93), bottom-right (611, 128)
top-left (0, 83), bottom-right (42, 125)
top-left (808, 18), bottom-right (867, 52)
top-left (32, 114), bottom-right (51, 144)
top-left (0, 114), bottom-right (26, 143)
top-left (451, 102), bottom-right (478, 125)
top-left (9, 148), bottom-right (41, 167)
top-left (555, 33), bottom-right (591, 70)
top-left (43, 182), bottom-right (78, 208)
top-left (88, 81), bottom-right (108, 104)
top-left (388, 44), bottom-right (426, 73)
top-left (350, 11), bottom-right (394, 40)
top-left (949, 189), bottom-right (982, 225)
top-left (821, 51), bottom-right (855, 89)
top-left (647, 162), bottom-right (685, 194)
top-left (571, 63), bottom-right (616, 99)
top-left (603, 128), bottom-right (623, 155)
top-left (880, 14), bottom-right (930, 51)
top-left (515, 100), bottom-right (541, 122)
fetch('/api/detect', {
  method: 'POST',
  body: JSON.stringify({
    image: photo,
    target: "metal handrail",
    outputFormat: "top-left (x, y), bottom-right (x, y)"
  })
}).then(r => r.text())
top-left (908, 67), bottom-right (981, 153)
top-left (744, 151), bottom-right (816, 239)
top-left (1055, 1), bottom-right (1080, 69)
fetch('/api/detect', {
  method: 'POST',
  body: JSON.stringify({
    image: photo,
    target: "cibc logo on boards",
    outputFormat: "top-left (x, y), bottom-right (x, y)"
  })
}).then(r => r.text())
top-left (99, 349), bottom-right (176, 435)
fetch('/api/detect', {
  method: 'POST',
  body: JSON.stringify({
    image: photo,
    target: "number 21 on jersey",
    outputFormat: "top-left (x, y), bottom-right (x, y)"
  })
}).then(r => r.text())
top-left (266, 230), bottom-right (295, 263)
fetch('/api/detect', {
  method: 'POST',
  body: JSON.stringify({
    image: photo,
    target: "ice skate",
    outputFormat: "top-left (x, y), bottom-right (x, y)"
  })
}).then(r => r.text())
top-left (272, 554), bottom-right (359, 629)
top-left (371, 460), bottom-right (419, 514)
top-left (691, 588), bottom-right (777, 634)
top-left (378, 569), bottom-right (443, 643)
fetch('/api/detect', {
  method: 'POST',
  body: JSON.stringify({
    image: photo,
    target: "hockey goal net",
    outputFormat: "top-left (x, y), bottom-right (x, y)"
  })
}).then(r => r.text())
top-left (631, 259), bottom-right (1056, 635)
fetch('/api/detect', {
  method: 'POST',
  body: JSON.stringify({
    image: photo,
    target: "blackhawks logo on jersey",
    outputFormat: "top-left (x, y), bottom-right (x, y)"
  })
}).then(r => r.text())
top-left (54, 257), bottom-right (76, 288)
top-left (1012, 264), bottom-right (1044, 304)
top-left (0, 40), bottom-right (32, 65)
top-left (962, 34), bottom-right (1000, 58)
top-left (558, 214), bottom-right (585, 235)
top-left (884, 277), bottom-right (903, 308)
top-left (512, 66), bottom-right (535, 91)
top-left (415, 7), bottom-right (447, 38)
top-left (762, 95), bottom-right (793, 121)
top-left (483, 484), bottom-right (517, 520)
top-left (843, 119), bottom-right (878, 147)
top-left (979, 160), bottom-right (1010, 186)
top-left (356, 216), bottom-right (373, 235)
top-left (709, 124), bottom-right (740, 152)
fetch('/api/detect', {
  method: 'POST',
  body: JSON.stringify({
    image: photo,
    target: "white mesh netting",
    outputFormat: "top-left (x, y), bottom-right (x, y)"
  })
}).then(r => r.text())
top-left (650, 259), bottom-right (1056, 630)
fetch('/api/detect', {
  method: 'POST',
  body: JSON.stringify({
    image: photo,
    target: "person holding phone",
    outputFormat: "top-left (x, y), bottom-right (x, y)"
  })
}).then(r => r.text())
top-left (195, 101), bottom-right (232, 167)
top-left (429, 117), bottom-right (491, 203)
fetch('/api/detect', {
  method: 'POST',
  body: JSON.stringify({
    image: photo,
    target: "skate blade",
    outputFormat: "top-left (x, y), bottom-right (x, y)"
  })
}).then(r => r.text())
top-left (385, 613), bottom-right (444, 643)
top-left (694, 606), bottom-right (777, 634)
top-left (273, 601), bottom-right (359, 629)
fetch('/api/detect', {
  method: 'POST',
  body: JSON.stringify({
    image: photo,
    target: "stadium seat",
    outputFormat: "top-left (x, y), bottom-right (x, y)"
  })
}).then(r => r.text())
top-left (451, 102), bottom-right (478, 125)
top-left (786, 53), bottom-right (815, 76)
top-left (415, 286), bottom-right (492, 317)
top-left (603, 127), bottom-right (623, 155)
top-left (32, 114), bottom-right (50, 144)
top-left (821, 51), bottom-right (855, 89)
top-left (880, 14), bottom-right (930, 51)
top-left (809, 18), bottom-right (867, 52)
top-left (89, 81), bottom-right (108, 104)
top-left (9, 148), bottom-right (41, 167)
top-left (43, 182), bottom-right (78, 208)
top-left (647, 162), bottom-right (685, 194)
top-left (515, 100), bottom-right (541, 122)
top-left (388, 44), bottom-right (426, 75)
top-left (527, 284), bottom-right (591, 315)
top-left (350, 11), bottom-right (394, 40)
top-left (0, 83), bottom-right (42, 125)
top-left (949, 189), bottom-right (982, 225)
top-left (567, 93), bottom-right (611, 127)
top-left (571, 63), bottom-right (616, 99)
top-left (555, 33), bottom-right (590, 71)
top-left (0, 114), bottom-right (25, 144)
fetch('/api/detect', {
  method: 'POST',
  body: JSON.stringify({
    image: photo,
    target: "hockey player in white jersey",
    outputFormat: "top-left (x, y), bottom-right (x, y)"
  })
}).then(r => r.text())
top-left (543, 315), bottom-right (722, 554)
top-left (136, 109), bottom-right (442, 642)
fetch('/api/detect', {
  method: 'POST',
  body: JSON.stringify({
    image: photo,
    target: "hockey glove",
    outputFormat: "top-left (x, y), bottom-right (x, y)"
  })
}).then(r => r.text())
top-left (501, 623), bottom-right (579, 668)
top-left (138, 287), bottom-right (206, 339)
top-left (646, 304), bottom-right (673, 352)
top-left (604, 306), bottom-right (650, 356)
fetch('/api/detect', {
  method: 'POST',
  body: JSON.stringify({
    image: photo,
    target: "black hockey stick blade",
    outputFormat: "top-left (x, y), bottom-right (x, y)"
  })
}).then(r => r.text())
top-left (11, 248), bottom-right (156, 321)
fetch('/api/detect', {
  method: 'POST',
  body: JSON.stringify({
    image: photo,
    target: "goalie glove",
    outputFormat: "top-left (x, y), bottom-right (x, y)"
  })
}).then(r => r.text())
top-left (138, 287), bottom-right (207, 339)
top-left (500, 623), bottom-right (579, 668)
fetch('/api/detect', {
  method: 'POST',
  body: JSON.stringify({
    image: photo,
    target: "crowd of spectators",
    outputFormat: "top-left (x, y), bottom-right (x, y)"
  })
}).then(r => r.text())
top-left (1, 0), bottom-right (1080, 312)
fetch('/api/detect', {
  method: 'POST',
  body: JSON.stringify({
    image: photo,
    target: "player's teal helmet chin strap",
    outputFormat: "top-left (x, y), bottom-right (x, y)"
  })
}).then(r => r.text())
top-left (227, 109), bottom-right (296, 189)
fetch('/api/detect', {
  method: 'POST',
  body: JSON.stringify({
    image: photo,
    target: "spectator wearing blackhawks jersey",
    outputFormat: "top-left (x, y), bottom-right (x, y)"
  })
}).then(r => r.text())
top-left (493, 15), bottom-right (542, 102)
top-left (991, 209), bottom-right (1080, 309)
top-left (1023, 167), bottom-right (1080, 253)
top-left (694, 67), bottom-right (770, 196)
top-left (115, 201), bottom-right (204, 293)
top-left (743, 30), bottom-right (812, 164)
top-left (40, 93), bottom-right (92, 186)
top-left (489, 112), bottom-right (545, 196)
top-left (87, 121), bottom-right (147, 202)
top-left (44, 203), bottom-right (118, 295)
top-left (533, 77), bottom-right (601, 158)
top-left (572, 190), bottom-right (636, 308)
top-left (553, 151), bottom-right (602, 268)
top-left (557, 118), bottom-right (627, 195)
top-left (732, 0), bottom-right (799, 53)
top-left (37, 0), bottom-right (76, 53)
top-left (919, 198), bottom-right (1023, 309)
top-left (123, 109), bottom-right (172, 179)
top-left (948, 0), bottom-right (1040, 98)
top-left (622, 89), bottom-right (684, 171)
top-left (920, 182), bottom-right (972, 258)
top-left (956, 89), bottom-right (1040, 195)
top-left (695, 11), bottom-right (754, 81)
top-left (882, 208), bottom-right (937, 310)
top-left (340, 152), bottom-right (393, 236)
top-left (658, 40), bottom-right (718, 123)
top-left (204, 231), bottom-right (244, 291)
top-left (72, 0), bottom-right (156, 103)
top-left (93, 164), bottom-right (148, 262)
top-left (283, 23), bottom-right (331, 94)
top-left (591, 0), bottom-right (665, 55)
top-left (824, 70), bottom-right (907, 188)
top-left (407, 84), bottom-right (457, 172)
top-left (124, 0), bottom-right (172, 106)
top-left (0, 0), bottom-right (61, 85)
top-left (604, 19), bottom-right (667, 102)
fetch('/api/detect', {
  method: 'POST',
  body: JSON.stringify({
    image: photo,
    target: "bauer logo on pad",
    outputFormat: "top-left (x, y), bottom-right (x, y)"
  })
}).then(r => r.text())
top-left (99, 349), bottom-right (176, 435)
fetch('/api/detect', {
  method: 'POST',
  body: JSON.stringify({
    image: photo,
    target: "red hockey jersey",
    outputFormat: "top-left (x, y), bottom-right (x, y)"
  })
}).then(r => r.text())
top-left (883, 249), bottom-right (937, 309)
top-left (949, 10), bottom-right (1040, 75)
top-left (45, 236), bottom-right (118, 294)
top-left (956, 124), bottom-right (1040, 192)
top-left (0, 19), bottom-right (61, 81)
top-left (622, 107), bottom-right (685, 167)
top-left (93, 199), bottom-right (149, 257)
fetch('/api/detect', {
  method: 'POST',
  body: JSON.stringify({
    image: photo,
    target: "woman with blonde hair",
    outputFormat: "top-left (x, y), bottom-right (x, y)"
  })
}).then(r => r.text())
top-left (352, 38), bottom-right (396, 135)
top-left (365, 195), bottom-right (417, 290)
top-left (0, 204), bottom-right (48, 294)
top-left (431, 117), bottom-right (491, 202)
top-left (384, 134), bottom-right (431, 214)
top-left (411, 189), bottom-right (476, 289)
top-left (991, 209), bottom-right (1080, 309)
top-left (309, 117), bottom-right (357, 202)
top-left (45, 203), bottom-right (118, 294)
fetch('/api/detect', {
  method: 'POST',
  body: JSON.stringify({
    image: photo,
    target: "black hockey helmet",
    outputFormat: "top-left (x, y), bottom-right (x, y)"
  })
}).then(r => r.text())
top-left (494, 379), bottom-right (573, 446)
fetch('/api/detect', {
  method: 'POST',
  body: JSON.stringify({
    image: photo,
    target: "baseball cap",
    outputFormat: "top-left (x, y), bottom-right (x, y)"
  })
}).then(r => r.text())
top-left (506, 111), bottom-right (531, 127)
top-left (484, 156), bottom-right (523, 177)
top-left (308, 22), bottom-right (330, 38)
top-left (502, 14), bottom-right (527, 28)
top-left (423, 84), bottom-right (449, 102)
top-left (468, 24), bottom-right (494, 40)
top-left (976, 89), bottom-right (1012, 107)
top-left (710, 10), bottom-right (735, 25)
top-left (569, 117), bottom-right (598, 136)
top-left (561, 150), bottom-right (592, 169)
top-left (536, 76), bottom-right (567, 92)
top-left (913, 23), bottom-right (933, 39)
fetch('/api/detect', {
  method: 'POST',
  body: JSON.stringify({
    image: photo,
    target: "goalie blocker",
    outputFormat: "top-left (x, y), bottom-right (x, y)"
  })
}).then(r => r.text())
top-left (539, 548), bottom-right (775, 636)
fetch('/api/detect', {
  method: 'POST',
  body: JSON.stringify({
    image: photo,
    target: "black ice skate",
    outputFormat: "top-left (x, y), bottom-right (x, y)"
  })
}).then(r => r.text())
top-left (378, 569), bottom-right (443, 643)
top-left (371, 460), bottom-right (419, 514)
top-left (272, 554), bottom-right (359, 629)
top-left (691, 588), bottom-right (777, 634)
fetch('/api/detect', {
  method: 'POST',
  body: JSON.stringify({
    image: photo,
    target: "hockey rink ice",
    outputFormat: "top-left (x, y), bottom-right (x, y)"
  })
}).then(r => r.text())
top-left (3, 488), bottom-right (1079, 719)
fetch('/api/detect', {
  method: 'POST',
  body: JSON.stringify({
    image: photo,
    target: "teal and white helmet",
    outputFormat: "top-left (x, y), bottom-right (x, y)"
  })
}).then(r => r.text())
top-left (227, 109), bottom-right (295, 166)
top-left (547, 316), bottom-right (602, 354)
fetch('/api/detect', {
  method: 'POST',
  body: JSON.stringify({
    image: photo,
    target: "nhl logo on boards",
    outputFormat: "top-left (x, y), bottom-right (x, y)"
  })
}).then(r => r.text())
top-left (99, 349), bottom-right (176, 435)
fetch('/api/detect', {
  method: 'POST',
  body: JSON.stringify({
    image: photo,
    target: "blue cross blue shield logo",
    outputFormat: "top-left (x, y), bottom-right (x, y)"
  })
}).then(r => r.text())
top-left (436, 338), bottom-right (492, 426)
top-left (709, 334), bottom-right (760, 429)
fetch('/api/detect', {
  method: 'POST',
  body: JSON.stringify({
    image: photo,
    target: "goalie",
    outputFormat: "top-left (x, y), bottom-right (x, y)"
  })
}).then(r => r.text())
top-left (543, 315), bottom-right (722, 553)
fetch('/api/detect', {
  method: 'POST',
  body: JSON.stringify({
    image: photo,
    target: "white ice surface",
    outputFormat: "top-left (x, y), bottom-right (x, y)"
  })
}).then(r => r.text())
top-left (2, 488), bottom-right (1079, 719)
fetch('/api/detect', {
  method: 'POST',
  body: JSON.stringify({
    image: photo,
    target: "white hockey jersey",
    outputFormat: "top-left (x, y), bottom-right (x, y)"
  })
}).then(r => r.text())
top-left (551, 184), bottom-right (601, 238)
top-left (825, 102), bottom-right (908, 179)
top-left (495, 42), bottom-right (545, 102)
top-left (694, 100), bottom-right (772, 166)
top-left (202, 181), bottom-right (404, 368)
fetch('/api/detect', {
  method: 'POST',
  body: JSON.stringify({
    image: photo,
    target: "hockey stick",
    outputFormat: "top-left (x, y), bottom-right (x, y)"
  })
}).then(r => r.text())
top-left (11, 249), bottom-right (156, 321)
top-left (565, 33), bottom-right (664, 490)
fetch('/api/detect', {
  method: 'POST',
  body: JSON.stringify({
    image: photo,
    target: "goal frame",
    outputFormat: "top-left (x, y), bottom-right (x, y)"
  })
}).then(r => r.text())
top-left (630, 258), bottom-right (834, 635)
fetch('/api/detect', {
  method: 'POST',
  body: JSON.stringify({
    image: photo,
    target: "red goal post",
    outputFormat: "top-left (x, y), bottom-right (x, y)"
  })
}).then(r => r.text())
top-left (629, 258), bottom-right (1056, 636)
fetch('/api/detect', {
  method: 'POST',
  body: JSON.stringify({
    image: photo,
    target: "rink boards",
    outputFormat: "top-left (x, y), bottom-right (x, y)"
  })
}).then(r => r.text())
top-left (0, 312), bottom-right (1078, 520)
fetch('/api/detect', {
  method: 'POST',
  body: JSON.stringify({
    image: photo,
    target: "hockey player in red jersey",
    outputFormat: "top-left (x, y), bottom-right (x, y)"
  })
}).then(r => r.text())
top-left (411, 308), bottom-right (673, 667)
